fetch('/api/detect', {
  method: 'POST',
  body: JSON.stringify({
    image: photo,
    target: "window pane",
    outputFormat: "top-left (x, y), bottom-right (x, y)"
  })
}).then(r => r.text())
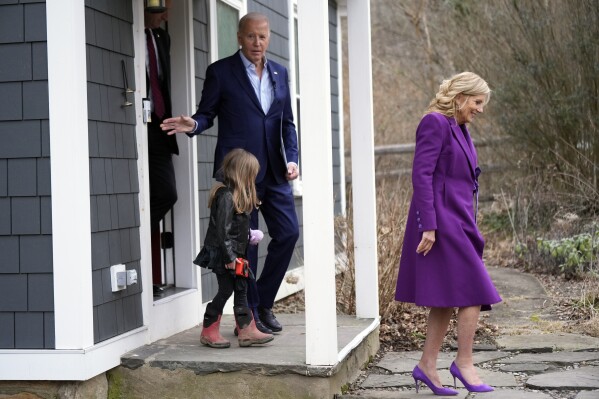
top-left (217, 1), bottom-right (239, 59)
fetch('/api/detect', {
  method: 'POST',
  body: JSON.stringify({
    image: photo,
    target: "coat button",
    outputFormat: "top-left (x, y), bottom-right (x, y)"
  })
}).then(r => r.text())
top-left (416, 211), bottom-right (420, 215)
top-left (418, 224), bottom-right (422, 228)
top-left (417, 217), bottom-right (421, 222)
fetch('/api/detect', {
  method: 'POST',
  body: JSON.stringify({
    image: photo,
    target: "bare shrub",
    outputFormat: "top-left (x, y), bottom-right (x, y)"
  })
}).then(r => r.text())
top-left (336, 179), bottom-right (411, 320)
top-left (443, 0), bottom-right (598, 208)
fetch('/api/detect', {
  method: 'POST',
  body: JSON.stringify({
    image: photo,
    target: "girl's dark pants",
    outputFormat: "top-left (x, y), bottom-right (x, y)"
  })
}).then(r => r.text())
top-left (203, 272), bottom-right (248, 327)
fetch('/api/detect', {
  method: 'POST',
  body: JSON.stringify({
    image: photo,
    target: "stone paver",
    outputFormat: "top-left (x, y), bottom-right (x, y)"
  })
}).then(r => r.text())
top-left (526, 367), bottom-right (599, 390)
top-left (496, 333), bottom-right (599, 352)
top-left (499, 363), bottom-right (550, 373)
top-left (376, 351), bottom-right (510, 374)
top-left (475, 368), bottom-right (519, 388)
top-left (376, 351), bottom-right (455, 373)
top-left (501, 351), bottom-right (599, 365)
top-left (337, 390), bottom-right (469, 399)
top-left (575, 390), bottom-right (599, 399)
top-left (361, 374), bottom-right (414, 388)
top-left (473, 389), bottom-right (554, 399)
top-left (486, 267), bottom-right (554, 330)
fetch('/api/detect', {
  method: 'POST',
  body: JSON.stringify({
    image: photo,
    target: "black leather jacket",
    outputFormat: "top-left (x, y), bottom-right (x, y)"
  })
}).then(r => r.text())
top-left (200, 186), bottom-right (250, 269)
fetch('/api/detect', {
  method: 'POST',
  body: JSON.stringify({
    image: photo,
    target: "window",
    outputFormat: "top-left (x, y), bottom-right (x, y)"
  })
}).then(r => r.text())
top-left (290, 1), bottom-right (303, 195)
top-left (210, 0), bottom-right (246, 62)
top-left (216, 1), bottom-right (239, 59)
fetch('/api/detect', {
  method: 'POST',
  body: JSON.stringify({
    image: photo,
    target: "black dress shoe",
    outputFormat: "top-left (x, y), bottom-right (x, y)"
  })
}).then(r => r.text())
top-left (258, 308), bottom-right (282, 332)
top-left (234, 310), bottom-right (273, 335)
top-left (152, 285), bottom-right (164, 297)
top-left (254, 317), bottom-right (273, 334)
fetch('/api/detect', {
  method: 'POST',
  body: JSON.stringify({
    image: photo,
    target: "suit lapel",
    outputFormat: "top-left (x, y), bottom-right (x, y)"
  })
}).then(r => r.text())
top-left (265, 62), bottom-right (281, 116)
top-left (449, 117), bottom-right (476, 177)
top-left (461, 124), bottom-right (478, 167)
top-left (231, 52), bottom-right (264, 113)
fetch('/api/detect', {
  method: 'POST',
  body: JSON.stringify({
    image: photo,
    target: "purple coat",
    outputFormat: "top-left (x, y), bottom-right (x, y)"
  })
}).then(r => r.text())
top-left (395, 112), bottom-right (501, 308)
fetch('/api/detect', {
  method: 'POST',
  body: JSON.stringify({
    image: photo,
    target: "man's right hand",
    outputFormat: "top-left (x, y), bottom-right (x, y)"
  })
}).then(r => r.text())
top-left (161, 115), bottom-right (196, 135)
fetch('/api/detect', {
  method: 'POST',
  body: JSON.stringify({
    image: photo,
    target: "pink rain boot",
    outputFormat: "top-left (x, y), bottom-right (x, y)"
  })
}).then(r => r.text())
top-left (234, 306), bottom-right (274, 347)
top-left (200, 315), bottom-right (230, 348)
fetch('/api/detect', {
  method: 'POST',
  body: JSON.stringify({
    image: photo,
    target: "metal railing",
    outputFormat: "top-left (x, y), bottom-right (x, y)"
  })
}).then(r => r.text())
top-left (345, 137), bottom-right (509, 192)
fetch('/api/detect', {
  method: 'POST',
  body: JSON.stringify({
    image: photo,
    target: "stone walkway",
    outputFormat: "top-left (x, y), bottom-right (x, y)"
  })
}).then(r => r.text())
top-left (338, 267), bottom-right (599, 399)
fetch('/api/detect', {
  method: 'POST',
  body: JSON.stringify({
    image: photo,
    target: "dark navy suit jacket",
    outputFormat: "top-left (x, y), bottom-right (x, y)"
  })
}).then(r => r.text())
top-left (147, 27), bottom-right (178, 155)
top-left (189, 51), bottom-right (298, 184)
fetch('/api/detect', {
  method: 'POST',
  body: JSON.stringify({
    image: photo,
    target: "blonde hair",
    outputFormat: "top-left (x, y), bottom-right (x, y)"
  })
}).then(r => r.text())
top-left (427, 72), bottom-right (491, 117)
top-left (208, 149), bottom-right (260, 214)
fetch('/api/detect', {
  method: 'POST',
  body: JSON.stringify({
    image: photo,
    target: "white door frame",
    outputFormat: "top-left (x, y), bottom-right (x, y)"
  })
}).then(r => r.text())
top-left (133, 0), bottom-right (203, 342)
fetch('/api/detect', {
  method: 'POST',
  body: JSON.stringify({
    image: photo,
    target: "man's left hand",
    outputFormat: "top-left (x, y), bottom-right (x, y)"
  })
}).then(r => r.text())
top-left (161, 115), bottom-right (195, 135)
top-left (286, 163), bottom-right (299, 181)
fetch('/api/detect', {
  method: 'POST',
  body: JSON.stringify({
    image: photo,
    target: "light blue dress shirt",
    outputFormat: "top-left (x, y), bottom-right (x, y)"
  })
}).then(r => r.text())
top-left (239, 52), bottom-right (274, 114)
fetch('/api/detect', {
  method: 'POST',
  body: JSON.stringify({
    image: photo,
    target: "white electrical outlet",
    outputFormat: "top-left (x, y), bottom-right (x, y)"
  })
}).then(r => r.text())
top-left (110, 264), bottom-right (127, 292)
top-left (126, 269), bottom-right (138, 285)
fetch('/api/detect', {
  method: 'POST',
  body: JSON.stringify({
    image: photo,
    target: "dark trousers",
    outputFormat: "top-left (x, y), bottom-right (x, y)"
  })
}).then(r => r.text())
top-left (203, 272), bottom-right (248, 326)
top-left (148, 122), bottom-right (177, 284)
top-left (149, 153), bottom-right (177, 229)
top-left (246, 168), bottom-right (300, 310)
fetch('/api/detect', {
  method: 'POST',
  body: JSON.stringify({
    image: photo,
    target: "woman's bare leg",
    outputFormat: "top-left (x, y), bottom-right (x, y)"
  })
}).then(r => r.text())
top-left (454, 305), bottom-right (484, 384)
top-left (418, 307), bottom-right (453, 386)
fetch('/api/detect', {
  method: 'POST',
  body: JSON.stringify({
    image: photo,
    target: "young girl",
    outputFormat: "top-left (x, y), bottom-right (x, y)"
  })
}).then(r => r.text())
top-left (194, 149), bottom-right (273, 348)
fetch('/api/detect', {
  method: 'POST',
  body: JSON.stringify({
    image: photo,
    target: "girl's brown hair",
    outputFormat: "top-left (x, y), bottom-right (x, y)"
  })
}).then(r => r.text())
top-left (208, 148), bottom-right (260, 214)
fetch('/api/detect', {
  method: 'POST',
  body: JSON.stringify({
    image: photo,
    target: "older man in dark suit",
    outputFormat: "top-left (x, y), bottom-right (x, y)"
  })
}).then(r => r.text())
top-left (162, 12), bottom-right (299, 334)
top-left (145, 0), bottom-right (178, 293)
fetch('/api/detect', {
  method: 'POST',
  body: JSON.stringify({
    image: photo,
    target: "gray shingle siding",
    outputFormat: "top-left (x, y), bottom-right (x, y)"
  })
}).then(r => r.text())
top-left (15, 312), bottom-right (44, 348)
top-left (86, 1), bottom-right (142, 344)
top-left (329, 0), bottom-right (343, 215)
top-left (0, 0), bottom-right (53, 349)
top-left (0, 83), bottom-right (23, 120)
top-left (0, 5), bottom-right (25, 44)
top-left (0, 237), bottom-right (19, 273)
top-left (248, 0), bottom-right (289, 67)
top-left (0, 313), bottom-right (15, 348)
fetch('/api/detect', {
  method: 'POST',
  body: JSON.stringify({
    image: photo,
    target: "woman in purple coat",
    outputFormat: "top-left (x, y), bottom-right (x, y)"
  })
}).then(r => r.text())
top-left (395, 72), bottom-right (501, 396)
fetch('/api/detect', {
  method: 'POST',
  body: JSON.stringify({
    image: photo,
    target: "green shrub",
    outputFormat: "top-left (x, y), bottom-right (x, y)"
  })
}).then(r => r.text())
top-left (535, 231), bottom-right (599, 278)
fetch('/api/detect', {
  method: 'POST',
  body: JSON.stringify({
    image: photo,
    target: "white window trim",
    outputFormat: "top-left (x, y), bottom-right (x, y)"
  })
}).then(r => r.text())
top-left (336, 6), bottom-right (346, 214)
top-left (209, 0), bottom-right (247, 63)
top-left (288, 0), bottom-right (303, 197)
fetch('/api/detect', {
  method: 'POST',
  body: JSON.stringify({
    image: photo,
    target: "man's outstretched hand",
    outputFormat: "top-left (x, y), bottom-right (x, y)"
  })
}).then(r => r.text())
top-left (161, 115), bottom-right (196, 135)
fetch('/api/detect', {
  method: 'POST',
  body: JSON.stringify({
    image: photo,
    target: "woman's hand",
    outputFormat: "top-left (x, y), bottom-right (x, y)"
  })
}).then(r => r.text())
top-left (416, 230), bottom-right (436, 256)
top-left (225, 261), bottom-right (235, 270)
top-left (160, 115), bottom-right (196, 135)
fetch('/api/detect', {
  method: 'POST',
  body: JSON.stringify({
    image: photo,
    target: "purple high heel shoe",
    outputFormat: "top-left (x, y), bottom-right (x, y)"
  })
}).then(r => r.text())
top-left (412, 366), bottom-right (458, 396)
top-left (449, 362), bottom-right (494, 392)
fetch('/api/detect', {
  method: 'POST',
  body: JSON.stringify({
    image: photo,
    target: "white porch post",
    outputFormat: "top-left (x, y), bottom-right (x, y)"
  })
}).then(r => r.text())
top-left (297, 1), bottom-right (338, 365)
top-left (47, 0), bottom-right (94, 349)
top-left (347, 0), bottom-right (379, 318)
